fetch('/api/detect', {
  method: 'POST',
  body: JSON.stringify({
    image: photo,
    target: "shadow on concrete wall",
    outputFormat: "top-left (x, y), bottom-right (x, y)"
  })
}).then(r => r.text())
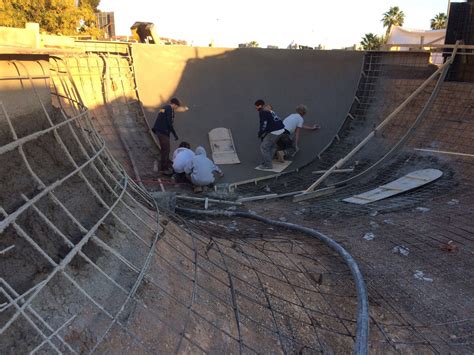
top-left (133, 45), bottom-right (364, 183)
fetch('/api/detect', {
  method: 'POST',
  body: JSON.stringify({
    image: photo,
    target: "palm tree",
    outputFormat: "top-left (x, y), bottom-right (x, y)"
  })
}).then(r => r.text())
top-left (360, 33), bottom-right (382, 50)
top-left (431, 13), bottom-right (447, 30)
top-left (381, 6), bottom-right (405, 35)
top-left (247, 40), bottom-right (259, 48)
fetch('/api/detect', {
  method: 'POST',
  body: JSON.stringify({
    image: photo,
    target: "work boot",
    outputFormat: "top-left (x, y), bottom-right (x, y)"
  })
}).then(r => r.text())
top-left (276, 151), bottom-right (285, 163)
top-left (161, 168), bottom-right (173, 176)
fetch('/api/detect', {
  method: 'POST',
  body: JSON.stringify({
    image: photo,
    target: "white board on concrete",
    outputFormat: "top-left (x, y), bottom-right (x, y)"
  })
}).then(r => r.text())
top-left (255, 160), bottom-right (292, 173)
top-left (343, 169), bottom-right (443, 205)
top-left (208, 127), bottom-right (240, 164)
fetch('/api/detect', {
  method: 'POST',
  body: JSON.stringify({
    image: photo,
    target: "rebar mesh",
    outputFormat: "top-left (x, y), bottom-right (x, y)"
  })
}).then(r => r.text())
top-left (2, 44), bottom-right (474, 354)
top-left (0, 54), bottom-right (161, 353)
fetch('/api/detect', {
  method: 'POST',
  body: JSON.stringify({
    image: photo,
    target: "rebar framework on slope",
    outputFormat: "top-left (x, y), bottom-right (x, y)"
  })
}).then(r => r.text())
top-left (0, 54), bottom-right (162, 353)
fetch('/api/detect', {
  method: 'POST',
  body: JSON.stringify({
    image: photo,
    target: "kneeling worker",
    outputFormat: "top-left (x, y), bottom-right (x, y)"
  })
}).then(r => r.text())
top-left (184, 146), bottom-right (223, 192)
top-left (172, 141), bottom-right (195, 182)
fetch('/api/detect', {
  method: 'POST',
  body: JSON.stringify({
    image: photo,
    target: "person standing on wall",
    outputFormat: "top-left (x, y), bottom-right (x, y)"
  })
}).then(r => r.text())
top-left (255, 99), bottom-right (285, 170)
top-left (152, 97), bottom-right (181, 176)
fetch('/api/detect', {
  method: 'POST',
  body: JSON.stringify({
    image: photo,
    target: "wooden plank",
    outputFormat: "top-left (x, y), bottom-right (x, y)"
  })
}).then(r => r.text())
top-left (255, 159), bottom-right (292, 173)
top-left (312, 168), bottom-right (354, 174)
top-left (238, 194), bottom-right (278, 202)
top-left (414, 148), bottom-right (474, 158)
top-left (343, 169), bottom-right (443, 205)
top-left (208, 127), bottom-right (241, 164)
top-left (176, 195), bottom-right (242, 205)
top-left (293, 186), bottom-right (337, 202)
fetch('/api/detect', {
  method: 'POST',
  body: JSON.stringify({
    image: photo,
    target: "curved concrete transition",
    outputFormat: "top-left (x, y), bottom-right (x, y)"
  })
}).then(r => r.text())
top-left (0, 48), bottom-right (363, 354)
top-left (133, 45), bottom-right (364, 183)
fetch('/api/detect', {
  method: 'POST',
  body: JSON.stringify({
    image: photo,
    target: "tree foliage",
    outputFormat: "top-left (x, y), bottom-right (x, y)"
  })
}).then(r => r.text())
top-left (360, 33), bottom-right (383, 51)
top-left (381, 6), bottom-right (405, 35)
top-left (80, 0), bottom-right (100, 11)
top-left (247, 40), bottom-right (259, 48)
top-left (431, 13), bottom-right (447, 30)
top-left (0, 0), bottom-right (101, 36)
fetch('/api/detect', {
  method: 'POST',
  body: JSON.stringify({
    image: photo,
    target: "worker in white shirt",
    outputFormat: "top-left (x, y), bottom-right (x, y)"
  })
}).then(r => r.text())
top-left (172, 142), bottom-right (195, 182)
top-left (277, 104), bottom-right (320, 160)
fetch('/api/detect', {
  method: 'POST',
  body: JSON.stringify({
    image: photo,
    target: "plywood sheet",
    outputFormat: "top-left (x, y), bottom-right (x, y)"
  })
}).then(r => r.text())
top-left (343, 169), bottom-right (443, 205)
top-left (255, 160), bottom-right (292, 173)
top-left (208, 127), bottom-right (240, 164)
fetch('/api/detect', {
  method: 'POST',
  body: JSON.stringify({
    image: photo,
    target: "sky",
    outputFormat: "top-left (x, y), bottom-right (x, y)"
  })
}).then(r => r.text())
top-left (98, 0), bottom-right (451, 49)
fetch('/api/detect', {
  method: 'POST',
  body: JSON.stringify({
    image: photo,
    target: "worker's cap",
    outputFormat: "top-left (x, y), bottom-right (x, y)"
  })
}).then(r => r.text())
top-left (170, 97), bottom-right (181, 106)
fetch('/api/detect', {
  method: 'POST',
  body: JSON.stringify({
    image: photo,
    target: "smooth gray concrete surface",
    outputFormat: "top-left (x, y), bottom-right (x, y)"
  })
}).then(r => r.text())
top-left (132, 45), bottom-right (364, 183)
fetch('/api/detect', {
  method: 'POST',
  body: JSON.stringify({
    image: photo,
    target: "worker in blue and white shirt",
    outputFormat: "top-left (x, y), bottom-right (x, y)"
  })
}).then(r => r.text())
top-left (255, 99), bottom-right (285, 170)
top-left (152, 97), bottom-right (181, 175)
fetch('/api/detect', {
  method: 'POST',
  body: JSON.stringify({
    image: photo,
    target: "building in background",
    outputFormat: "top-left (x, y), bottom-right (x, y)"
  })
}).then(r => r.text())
top-left (386, 26), bottom-right (446, 49)
top-left (96, 11), bottom-right (115, 39)
top-left (445, 0), bottom-right (474, 82)
top-left (385, 26), bottom-right (446, 64)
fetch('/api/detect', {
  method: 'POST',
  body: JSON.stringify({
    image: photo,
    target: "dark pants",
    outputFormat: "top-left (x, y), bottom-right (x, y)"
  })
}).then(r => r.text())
top-left (276, 132), bottom-right (293, 151)
top-left (157, 133), bottom-right (171, 171)
top-left (277, 131), bottom-right (297, 157)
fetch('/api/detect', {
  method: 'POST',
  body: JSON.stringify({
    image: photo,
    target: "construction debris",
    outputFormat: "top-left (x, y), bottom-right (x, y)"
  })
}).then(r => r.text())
top-left (414, 270), bottom-right (434, 282)
top-left (392, 245), bottom-right (410, 256)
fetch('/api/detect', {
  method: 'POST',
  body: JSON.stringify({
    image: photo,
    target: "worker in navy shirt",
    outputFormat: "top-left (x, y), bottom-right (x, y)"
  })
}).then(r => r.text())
top-left (255, 99), bottom-right (285, 170)
top-left (152, 97), bottom-right (181, 175)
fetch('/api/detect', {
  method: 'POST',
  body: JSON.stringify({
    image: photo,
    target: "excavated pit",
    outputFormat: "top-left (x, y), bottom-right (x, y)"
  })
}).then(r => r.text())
top-left (1, 44), bottom-right (474, 353)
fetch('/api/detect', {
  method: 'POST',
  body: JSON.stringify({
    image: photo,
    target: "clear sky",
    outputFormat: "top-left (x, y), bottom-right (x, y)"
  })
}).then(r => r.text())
top-left (98, 0), bottom-right (451, 49)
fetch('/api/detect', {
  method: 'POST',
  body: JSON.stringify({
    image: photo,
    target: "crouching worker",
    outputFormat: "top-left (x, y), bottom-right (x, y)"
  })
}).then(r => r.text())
top-left (172, 142), bottom-right (195, 182)
top-left (184, 146), bottom-right (223, 193)
top-left (277, 104), bottom-right (320, 159)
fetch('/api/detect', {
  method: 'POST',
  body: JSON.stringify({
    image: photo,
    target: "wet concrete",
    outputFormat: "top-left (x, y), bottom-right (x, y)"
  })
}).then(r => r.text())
top-left (132, 45), bottom-right (364, 183)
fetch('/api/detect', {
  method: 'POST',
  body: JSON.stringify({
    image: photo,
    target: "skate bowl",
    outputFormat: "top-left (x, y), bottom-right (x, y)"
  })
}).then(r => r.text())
top-left (0, 45), bottom-right (367, 353)
top-left (1, 37), bottom-right (474, 354)
top-left (133, 45), bottom-right (364, 183)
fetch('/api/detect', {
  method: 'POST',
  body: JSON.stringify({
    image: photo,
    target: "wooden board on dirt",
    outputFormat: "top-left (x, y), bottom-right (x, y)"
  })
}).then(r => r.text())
top-left (343, 168), bottom-right (443, 205)
top-left (208, 127), bottom-right (240, 164)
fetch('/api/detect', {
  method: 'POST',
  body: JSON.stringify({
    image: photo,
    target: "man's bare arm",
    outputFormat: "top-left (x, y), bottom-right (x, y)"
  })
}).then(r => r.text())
top-left (302, 124), bottom-right (320, 130)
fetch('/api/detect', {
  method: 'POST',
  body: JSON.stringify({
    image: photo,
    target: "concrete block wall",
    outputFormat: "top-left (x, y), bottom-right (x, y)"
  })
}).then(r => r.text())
top-left (0, 23), bottom-right (75, 50)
